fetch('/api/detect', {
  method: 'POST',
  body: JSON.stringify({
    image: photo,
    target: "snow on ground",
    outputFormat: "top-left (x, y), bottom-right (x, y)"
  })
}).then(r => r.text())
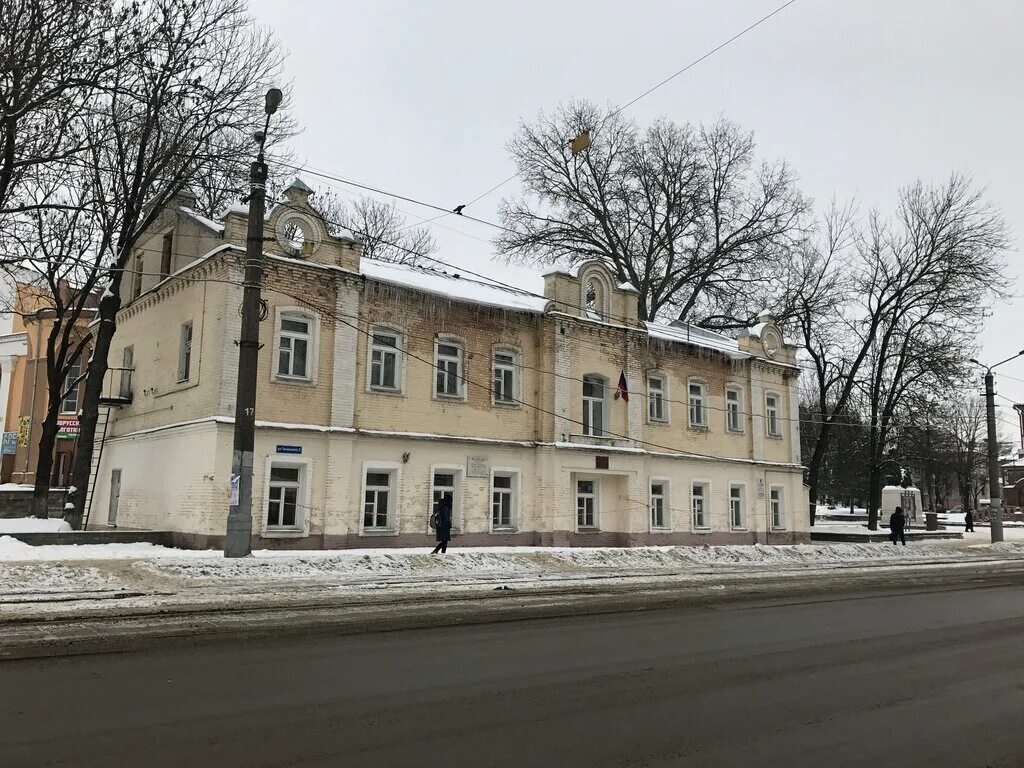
top-left (0, 517), bottom-right (72, 534)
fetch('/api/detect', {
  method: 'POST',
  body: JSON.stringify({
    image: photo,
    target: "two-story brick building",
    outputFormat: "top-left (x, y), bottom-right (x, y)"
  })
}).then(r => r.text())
top-left (87, 180), bottom-right (809, 548)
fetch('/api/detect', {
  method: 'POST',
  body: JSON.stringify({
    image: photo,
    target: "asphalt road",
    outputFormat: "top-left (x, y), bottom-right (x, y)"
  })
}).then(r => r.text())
top-left (2, 579), bottom-right (1023, 768)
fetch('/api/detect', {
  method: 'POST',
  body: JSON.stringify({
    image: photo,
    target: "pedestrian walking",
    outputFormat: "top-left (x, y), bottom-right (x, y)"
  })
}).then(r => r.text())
top-left (889, 505), bottom-right (907, 546)
top-left (964, 508), bottom-right (975, 533)
top-left (431, 496), bottom-right (453, 555)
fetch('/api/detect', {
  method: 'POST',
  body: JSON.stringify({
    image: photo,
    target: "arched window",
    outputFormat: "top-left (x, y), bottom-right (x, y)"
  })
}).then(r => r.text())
top-left (580, 269), bottom-right (611, 321)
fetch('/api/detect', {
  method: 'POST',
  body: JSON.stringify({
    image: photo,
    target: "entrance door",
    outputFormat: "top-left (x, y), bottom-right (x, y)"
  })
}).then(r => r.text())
top-left (107, 469), bottom-right (121, 528)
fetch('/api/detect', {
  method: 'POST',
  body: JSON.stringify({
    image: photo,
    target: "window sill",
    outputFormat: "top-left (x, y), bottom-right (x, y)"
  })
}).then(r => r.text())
top-left (576, 527), bottom-right (601, 534)
top-left (262, 528), bottom-right (306, 538)
top-left (491, 527), bottom-right (518, 534)
top-left (692, 527), bottom-right (713, 534)
top-left (647, 418), bottom-right (670, 426)
top-left (273, 375), bottom-right (316, 387)
top-left (766, 433), bottom-right (784, 440)
top-left (727, 428), bottom-right (745, 435)
top-left (650, 527), bottom-right (673, 534)
top-left (492, 400), bottom-right (521, 409)
top-left (155, 380), bottom-right (200, 399)
top-left (687, 424), bottom-right (709, 433)
top-left (771, 526), bottom-right (787, 532)
top-left (367, 386), bottom-right (404, 397)
top-left (433, 393), bottom-right (467, 404)
top-left (730, 527), bottom-right (748, 533)
top-left (361, 528), bottom-right (397, 537)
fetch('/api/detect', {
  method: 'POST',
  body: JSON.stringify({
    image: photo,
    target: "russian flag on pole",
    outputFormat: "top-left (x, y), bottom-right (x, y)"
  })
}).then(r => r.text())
top-left (616, 370), bottom-right (629, 402)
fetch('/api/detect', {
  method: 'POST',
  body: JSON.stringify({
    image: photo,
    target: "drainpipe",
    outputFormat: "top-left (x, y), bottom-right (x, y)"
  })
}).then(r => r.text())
top-left (22, 311), bottom-right (44, 480)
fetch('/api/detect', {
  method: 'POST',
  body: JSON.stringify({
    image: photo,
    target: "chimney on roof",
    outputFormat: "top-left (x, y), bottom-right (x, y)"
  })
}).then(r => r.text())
top-left (283, 177), bottom-right (314, 207)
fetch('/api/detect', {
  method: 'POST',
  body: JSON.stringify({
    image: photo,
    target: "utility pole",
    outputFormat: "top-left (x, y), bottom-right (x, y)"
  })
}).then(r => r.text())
top-left (224, 88), bottom-right (283, 558)
top-left (982, 370), bottom-right (1003, 543)
top-left (970, 349), bottom-right (1024, 545)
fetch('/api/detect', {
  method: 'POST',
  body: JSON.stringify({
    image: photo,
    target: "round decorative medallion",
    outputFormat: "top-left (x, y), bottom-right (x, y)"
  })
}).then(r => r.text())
top-left (276, 213), bottom-right (319, 256)
top-left (762, 329), bottom-right (781, 359)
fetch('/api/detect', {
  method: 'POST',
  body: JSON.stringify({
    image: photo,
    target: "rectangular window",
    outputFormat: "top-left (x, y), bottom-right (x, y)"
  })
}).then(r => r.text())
top-left (492, 472), bottom-right (517, 529)
top-left (267, 465), bottom-right (300, 528)
top-left (729, 484), bottom-right (746, 530)
top-left (648, 375), bottom-right (666, 422)
top-left (582, 376), bottom-right (605, 436)
top-left (726, 388), bottom-right (742, 432)
top-left (576, 479), bottom-right (597, 529)
top-left (370, 329), bottom-right (401, 391)
top-left (119, 346), bottom-right (133, 399)
top-left (431, 470), bottom-right (456, 522)
top-left (131, 254), bottom-right (143, 300)
top-left (766, 394), bottom-right (780, 436)
top-left (493, 350), bottom-right (517, 404)
top-left (278, 315), bottom-right (311, 379)
top-left (160, 231), bottom-right (173, 278)
top-left (363, 471), bottom-right (393, 530)
top-left (61, 361), bottom-right (82, 414)
top-left (177, 321), bottom-right (193, 382)
top-left (692, 482), bottom-right (709, 530)
top-left (771, 487), bottom-right (785, 529)
top-left (435, 341), bottom-right (463, 397)
top-left (688, 383), bottom-right (706, 427)
top-left (650, 481), bottom-right (667, 529)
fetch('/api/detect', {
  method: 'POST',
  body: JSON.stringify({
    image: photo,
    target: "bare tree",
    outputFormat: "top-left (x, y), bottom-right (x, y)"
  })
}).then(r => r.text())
top-left (1, 179), bottom-right (102, 516)
top-left (309, 189), bottom-right (437, 265)
top-left (65, 0), bottom-right (289, 529)
top-left (799, 176), bottom-right (1008, 528)
top-left (497, 101), bottom-right (810, 326)
top-left (0, 0), bottom-right (131, 215)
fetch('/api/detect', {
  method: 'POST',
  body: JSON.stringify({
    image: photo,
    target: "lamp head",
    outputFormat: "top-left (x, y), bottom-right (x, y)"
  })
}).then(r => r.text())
top-left (264, 88), bottom-right (283, 115)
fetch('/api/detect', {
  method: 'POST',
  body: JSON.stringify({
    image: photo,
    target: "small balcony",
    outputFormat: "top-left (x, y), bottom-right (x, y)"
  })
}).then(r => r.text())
top-left (98, 366), bottom-right (134, 407)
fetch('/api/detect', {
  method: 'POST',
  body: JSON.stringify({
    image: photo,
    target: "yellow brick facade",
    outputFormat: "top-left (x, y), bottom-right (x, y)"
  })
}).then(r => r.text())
top-left (91, 181), bottom-right (809, 547)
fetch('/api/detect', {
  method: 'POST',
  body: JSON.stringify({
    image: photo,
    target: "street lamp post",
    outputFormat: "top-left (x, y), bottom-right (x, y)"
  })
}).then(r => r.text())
top-left (224, 87), bottom-right (283, 558)
top-left (968, 349), bottom-right (1024, 544)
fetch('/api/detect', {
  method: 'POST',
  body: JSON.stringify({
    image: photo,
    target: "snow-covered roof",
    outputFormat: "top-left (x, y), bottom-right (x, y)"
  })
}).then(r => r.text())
top-left (617, 281), bottom-right (639, 293)
top-left (178, 206), bottom-right (225, 234)
top-left (286, 177), bottom-right (314, 194)
top-left (360, 259), bottom-right (551, 314)
top-left (224, 201), bottom-right (249, 217)
top-left (645, 321), bottom-right (746, 358)
top-left (747, 322), bottom-right (768, 339)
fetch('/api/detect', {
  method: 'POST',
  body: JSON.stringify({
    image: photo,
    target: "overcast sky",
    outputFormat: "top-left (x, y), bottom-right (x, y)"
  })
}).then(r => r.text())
top-left (249, 0), bottom-right (1024, 440)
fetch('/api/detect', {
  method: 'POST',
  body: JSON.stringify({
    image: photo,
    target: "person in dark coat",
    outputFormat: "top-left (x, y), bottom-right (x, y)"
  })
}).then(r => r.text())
top-left (431, 496), bottom-right (453, 555)
top-left (889, 505), bottom-right (907, 546)
top-left (964, 508), bottom-right (975, 532)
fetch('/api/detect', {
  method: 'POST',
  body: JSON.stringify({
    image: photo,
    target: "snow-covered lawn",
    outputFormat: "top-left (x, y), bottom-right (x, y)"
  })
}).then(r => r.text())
top-left (0, 517), bottom-right (72, 534)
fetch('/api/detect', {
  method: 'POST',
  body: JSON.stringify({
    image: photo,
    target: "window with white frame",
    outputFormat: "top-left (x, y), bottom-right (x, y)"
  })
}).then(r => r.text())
top-left (692, 482), bottom-right (710, 530)
top-left (369, 328), bottom-right (402, 391)
top-left (492, 472), bottom-right (517, 530)
top-left (277, 313), bottom-right (312, 380)
top-left (766, 393), bottom-right (781, 436)
top-left (582, 375), bottom-right (606, 436)
top-left (729, 484), bottom-right (746, 530)
top-left (688, 382), bottom-right (707, 427)
top-left (648, 374), bottom-right (667, 423)
top-left (363, 470), bottom-right (394, 530)
top-left (576, 479), bottom-right (597, 529)
top-left (267, 464), bottom-right (301, 529)
top-left (434, 339), bottom-right (463, 398)
top-left (726, 386), bottom-right (743, 433)
top-left (177, 321), bottom-right (193, 382)
top-left (650, 480), bottom-right (668, 529)
top-left (493, 349), bottom-right (518, 405)
top-left (431, 470), bottom-right (457, 522)
top-left (61, 361), bottom-right (82, 414)
top-left (770, 486), bottom-right (785, 529)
